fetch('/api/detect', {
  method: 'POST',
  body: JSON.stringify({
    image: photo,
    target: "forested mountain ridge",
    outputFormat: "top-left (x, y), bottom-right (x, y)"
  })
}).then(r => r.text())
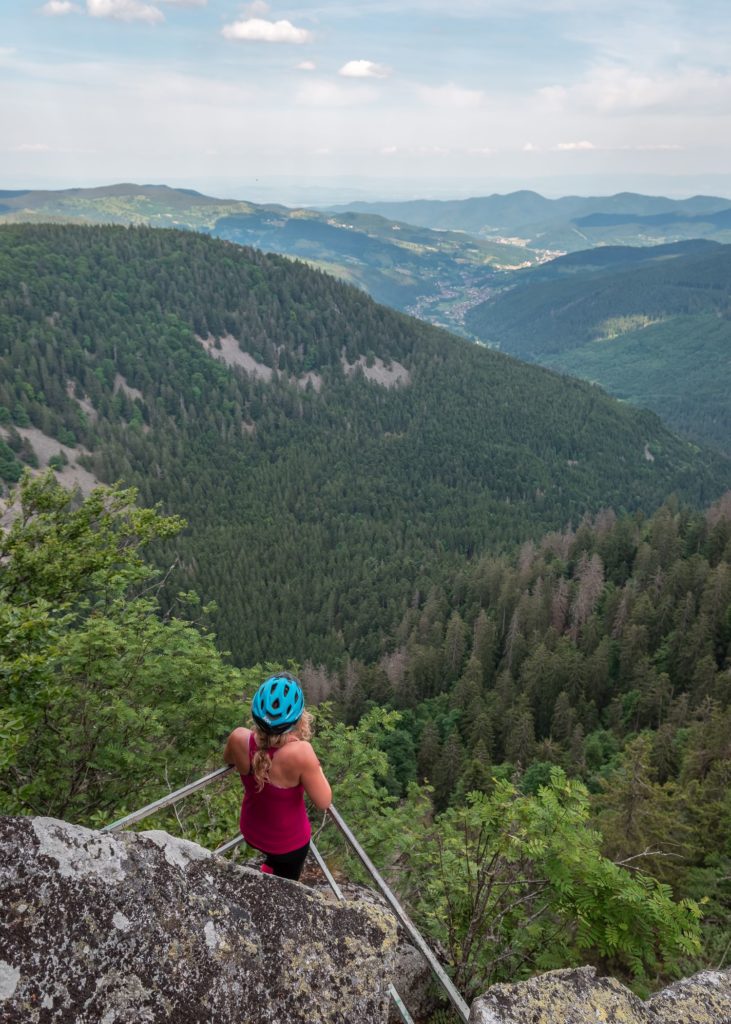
top-left (1, 223), bottom-right (729, 670)
top-left (465, 242), bottom-right (731, 454)
top-left (0, 183), bottom-right (537, 318)
top-left (2, 224), bottom-right (730, 999)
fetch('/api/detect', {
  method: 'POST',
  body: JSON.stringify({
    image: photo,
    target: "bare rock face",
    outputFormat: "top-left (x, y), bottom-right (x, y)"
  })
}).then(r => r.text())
top-left (0, 816), bottom-right (398, 1024)
top-left (469, 965), bottom-right (731, 1024)
top-left (647, 969), bottom-right (731, 1023)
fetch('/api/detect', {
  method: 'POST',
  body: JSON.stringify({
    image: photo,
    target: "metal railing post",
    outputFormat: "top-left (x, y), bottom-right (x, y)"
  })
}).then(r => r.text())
top-left (327, 804), bottom-right (470, 1023)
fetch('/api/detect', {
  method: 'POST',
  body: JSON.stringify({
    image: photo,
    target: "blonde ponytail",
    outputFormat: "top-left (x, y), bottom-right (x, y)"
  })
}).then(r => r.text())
top-left (251, 710), bottom-right (313, 791)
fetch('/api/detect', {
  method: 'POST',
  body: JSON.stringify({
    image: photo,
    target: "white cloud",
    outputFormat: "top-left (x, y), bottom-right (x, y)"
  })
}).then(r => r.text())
top-left (13, 142), bottom-right (52, 152)
top-left (523, 142), bottom-right (538, 151)
top-left (296, 60), bottom-right (316, 71)
top-left (417, 82), bottom-right (485, 108)
top-left (221, 18), bottom-right (312, 43)
top-left (41, 1), bottom-right (81, 14)
top-left (339, 60), bottom-right (390, 79)
top-left (380, 145), bottom-right (398, 154)
top-left (555, 139), bottom-right (595, 150)
top-left (87, 0), bottom-right (164, 22)
top-left (245, 0), bottom-right (269, 13)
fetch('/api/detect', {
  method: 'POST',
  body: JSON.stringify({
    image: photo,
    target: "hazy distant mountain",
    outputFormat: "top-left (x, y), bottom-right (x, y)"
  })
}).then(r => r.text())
top-left (0, 183), bottom-right (537, 319)
top-left (465, 241), bottom-right (731, 453)
top-left (327, 191), bottom-right (731, 251)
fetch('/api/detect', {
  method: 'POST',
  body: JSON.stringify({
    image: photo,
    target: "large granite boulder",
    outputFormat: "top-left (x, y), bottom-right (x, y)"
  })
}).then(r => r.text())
top-left (469, 965), bottom-right (731, 1024)
top-left (647, 969), bottom-right (731, 1023)
top-left (0, 816), bottom-right (398, 1024)
top-left (469, 967), bottom-right (654, 1024)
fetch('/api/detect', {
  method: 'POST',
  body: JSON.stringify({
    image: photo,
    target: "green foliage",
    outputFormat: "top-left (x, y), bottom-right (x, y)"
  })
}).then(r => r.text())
top-left (380, 493), bottom-right (731, 981)
top-left (405, 769), bottom-right (700, 998)
top-left (2, 224), bottom-right (725, 670)
top-left (0, 472), bottom-right (246, 821)
top-left (466, 245), bottom-right (731, 453)
top-left (0, 474), bottom-right (718, 999)
top-left (0, 440), bottom-right (21, 482)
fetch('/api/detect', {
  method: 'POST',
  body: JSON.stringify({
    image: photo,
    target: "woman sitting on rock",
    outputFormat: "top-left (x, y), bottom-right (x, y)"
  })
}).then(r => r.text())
top-left (223, 672), bottom-right (332, 880)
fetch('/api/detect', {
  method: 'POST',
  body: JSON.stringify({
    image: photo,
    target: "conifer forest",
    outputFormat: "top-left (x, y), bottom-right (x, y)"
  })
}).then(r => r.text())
top-left (1, 222), bottom-right (730, 1009)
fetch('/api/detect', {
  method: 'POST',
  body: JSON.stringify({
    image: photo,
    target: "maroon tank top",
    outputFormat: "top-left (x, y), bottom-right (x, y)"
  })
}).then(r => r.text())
top-left (239, 733), bottom-right (311, 854)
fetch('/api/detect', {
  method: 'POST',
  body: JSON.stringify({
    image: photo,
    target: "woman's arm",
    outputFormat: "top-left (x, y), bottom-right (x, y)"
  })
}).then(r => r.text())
top-left (300, 744), bottom-right (332, 810)
top-left (223, 727), bottom-right (251, 775)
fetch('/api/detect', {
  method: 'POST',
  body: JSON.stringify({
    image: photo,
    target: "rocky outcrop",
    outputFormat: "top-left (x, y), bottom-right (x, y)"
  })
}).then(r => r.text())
top-left (314, 880), bottom-right (438, 1024)
top-left (647, 969), bottom-right (731, 1023)
top-left (0, 816), bottom-right (398, 1024)
top-left (469, 966), bottom-right (731, 1024)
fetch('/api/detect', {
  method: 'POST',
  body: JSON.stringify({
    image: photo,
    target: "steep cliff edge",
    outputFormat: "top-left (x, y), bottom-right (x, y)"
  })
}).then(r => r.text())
top-left (3, 815), bottom-right (729, 1024)
top-left (0, 816), bottom-right (398, 1024)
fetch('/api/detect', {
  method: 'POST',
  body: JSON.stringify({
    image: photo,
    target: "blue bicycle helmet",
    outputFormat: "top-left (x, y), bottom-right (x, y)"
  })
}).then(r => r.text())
top-left (251, 673), bottom-right (305, 734)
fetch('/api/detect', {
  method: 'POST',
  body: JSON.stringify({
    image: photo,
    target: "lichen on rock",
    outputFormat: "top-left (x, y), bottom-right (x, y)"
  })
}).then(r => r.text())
top-left (647, 969), bottom-right (731, 1024)
top-left (0, 816), bottom-right (398, 1024)
top-left (468, 965), bottom-right (731, 1024)
top-left (469, 966), bottom-right (654, 1024)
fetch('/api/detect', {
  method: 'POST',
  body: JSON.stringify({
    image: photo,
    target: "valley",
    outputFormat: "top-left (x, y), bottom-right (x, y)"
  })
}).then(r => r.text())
top-left (1, 217), bottom-right (730, 1006)
top-left (4, 0), bottom-right (731, 1011)
top-left (465, 240), bottom-right (731, 454)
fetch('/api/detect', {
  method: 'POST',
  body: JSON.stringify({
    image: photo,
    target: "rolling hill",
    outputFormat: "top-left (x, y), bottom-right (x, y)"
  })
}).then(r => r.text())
top-left (1, 223), bottom-right (729, 669)
top-left (465, 242), bottom-right (731, 454)
top-left (328, 191), bottom-right (731, 252)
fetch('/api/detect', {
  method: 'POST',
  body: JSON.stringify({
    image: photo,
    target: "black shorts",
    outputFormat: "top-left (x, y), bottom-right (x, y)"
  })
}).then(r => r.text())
top-left (252, 841), bottom-right (310, 881)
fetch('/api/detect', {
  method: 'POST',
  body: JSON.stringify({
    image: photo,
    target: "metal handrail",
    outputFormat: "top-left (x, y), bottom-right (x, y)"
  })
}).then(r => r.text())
top-left (214, 833), bottom-right (246, 856)
top-left (102, 765), bottom-right (235, 833)
top-left (388, 985), bottom-right (415, 1024)
top-left (102, 766), bottom-right (470, 1023)
top-left (327, 804), bottom-right (470, 1023)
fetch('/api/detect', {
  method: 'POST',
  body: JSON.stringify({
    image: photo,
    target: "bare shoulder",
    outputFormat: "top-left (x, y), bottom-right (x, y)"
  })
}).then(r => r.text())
top-left (286, 739), bottom-right (319, 765)
top-left (227, 726), bottom-right (251, 747)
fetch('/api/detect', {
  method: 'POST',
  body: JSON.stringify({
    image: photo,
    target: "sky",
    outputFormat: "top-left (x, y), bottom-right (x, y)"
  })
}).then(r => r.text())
top-left (2, 0), bottom-right (731, 203)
